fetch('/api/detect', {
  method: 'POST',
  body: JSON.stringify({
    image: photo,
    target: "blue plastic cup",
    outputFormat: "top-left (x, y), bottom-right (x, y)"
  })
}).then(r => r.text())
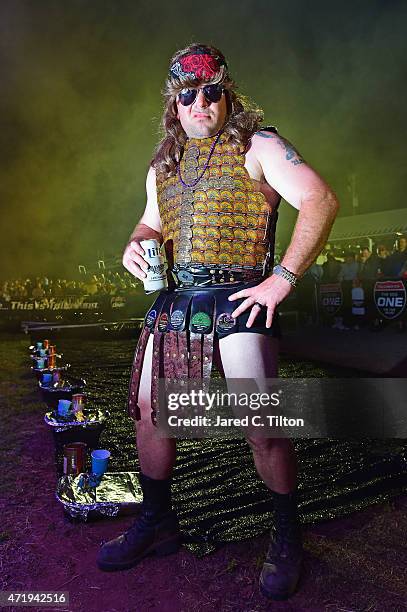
top-left (91, 449), bottom-right (110, 475)
top-left (39, 349), bottom-right (47, 357)
top-left (42, 373), bottom-right (52, 384)
top-left (36, 358), bottom-right (45, 369)
top-left (36, 342), bottom-right (43, 349)
top-left (57, 399), bottom-right (72, 416)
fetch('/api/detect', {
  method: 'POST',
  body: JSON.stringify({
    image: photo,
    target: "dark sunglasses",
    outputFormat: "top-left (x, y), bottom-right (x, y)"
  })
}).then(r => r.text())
top-left (177, 84), bottom-right (224, 106)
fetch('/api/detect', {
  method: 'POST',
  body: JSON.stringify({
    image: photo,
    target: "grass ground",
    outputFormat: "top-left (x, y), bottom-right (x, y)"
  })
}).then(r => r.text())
top-left (0, 332), bottom-right (406, 612)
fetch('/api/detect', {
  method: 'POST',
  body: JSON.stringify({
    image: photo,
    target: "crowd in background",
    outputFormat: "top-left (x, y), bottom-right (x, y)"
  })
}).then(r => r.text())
top-left (1, 237), bottom-right (406, 303)
top-left (305, 236), bottom-right (407, 283)
top-left (295, 237), bottom-right (407, 332)
top-left (0, 271), bottom-right (143, 302)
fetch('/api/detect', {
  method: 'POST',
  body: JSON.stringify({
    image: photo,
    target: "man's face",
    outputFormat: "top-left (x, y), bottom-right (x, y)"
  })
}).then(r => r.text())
top-left (176, 84), bottom-right (228, 139)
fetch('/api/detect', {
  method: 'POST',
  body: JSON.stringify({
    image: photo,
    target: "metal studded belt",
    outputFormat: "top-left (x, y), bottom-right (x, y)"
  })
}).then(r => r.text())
top-left (172, 266), bottom-right (265, 288)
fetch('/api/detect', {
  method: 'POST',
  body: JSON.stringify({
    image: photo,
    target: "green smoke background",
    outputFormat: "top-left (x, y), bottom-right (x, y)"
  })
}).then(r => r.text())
top-left (1, 0), bottom-right (406, 278)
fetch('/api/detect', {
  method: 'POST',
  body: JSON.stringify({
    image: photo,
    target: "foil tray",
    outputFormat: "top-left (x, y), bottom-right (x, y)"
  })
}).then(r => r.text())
top-left (40, 378), bottom-right (87, 409)
top-left (44, 408), bottom-right (107, 433)
top-left (56, 472), bottom-right (142, 520)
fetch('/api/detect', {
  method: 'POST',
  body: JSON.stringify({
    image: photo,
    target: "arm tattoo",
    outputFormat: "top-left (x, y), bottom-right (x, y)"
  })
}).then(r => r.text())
top-left (255, 131), bottom-right (305, 166)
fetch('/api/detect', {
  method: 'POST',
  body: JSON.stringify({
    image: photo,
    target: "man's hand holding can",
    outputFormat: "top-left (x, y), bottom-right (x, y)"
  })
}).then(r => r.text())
top-left (123, 238), bottom-right (168, 293)
top-left (122, 239), bottom-right (150, 280)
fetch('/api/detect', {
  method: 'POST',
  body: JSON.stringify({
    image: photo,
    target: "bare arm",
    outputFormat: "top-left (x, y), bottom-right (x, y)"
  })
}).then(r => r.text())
top-left (229, 131), bottom-right (339, 327)
top-left (253, 131), bottom-right (340, 276)
top-left (281, 187), bottom-right (339, 277)
top-left (122, 166), bottom-right (163, 280)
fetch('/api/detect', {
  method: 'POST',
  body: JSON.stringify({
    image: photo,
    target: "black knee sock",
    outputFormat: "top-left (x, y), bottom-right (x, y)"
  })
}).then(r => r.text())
top-left (139, 472), bottom-right (172, 518)
top-left (271, 490), bottom-right (300, 525)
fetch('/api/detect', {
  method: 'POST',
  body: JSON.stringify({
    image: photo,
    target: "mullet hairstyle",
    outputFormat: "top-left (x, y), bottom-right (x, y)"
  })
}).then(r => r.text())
top-left (151, 44), bottom-right (264, 178)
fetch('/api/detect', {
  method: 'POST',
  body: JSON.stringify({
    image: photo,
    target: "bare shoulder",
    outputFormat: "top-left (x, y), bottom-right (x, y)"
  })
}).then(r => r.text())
top-left (140, 165), bottom-right (161, 233)
top-left (250, 129), bottom-right (334, 210)
top-left (251, 129), bottom-right (305, 167)
top-left (145, 165), bottom-right (159, 203)
top-left (146, 165), bottom-right (157, 188)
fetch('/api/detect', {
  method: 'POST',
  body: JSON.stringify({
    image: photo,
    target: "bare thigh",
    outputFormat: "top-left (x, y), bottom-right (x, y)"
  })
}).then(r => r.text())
top-left (216, 333), bottom-right (279, 378)
top-left (132, 334), bottom-right (176, 478)
top-left (215, 333), bottom-right (280, 440)
top-left (136, 332), bottom-right (278, 414)
top-left (136, 334), bottom-right (154, 420)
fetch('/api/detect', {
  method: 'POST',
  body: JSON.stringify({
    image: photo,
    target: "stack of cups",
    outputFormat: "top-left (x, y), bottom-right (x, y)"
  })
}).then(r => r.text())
top-left (42, 372), bottom-right (53, 385)
top-left (72, 394), bottom-right (85, 420)
top-left (48, 354), bottom-right (56, 369)
top-left (63, 442), bottom-right (87, 475)
top-left (57, 399), bottom-right (71, 417)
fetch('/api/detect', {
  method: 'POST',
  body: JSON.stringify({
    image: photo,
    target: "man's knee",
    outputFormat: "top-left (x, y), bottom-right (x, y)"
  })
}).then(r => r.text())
top-left (246, 435), bottom-right (273, 455)
top-left (246, 435), bottom-right (289, 454)
top-left (135, 408), bottom-right (157, 434)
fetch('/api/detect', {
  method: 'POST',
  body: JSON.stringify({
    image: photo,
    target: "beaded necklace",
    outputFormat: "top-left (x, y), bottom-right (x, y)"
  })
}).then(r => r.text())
top-left (177, 130), bottom-right (223, 189)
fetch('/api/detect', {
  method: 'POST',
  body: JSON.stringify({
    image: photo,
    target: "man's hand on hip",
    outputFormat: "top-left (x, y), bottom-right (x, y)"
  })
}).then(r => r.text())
top-left (228, 275), bottom-right (294, 328)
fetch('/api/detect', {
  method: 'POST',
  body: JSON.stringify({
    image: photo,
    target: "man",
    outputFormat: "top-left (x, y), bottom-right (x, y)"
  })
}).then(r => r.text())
top-left (358, 247), bottom-right (380, 280)
top-left (385, 236), bottom-right (407, 277)
top-left (97, 44), bottom-right (339, 600)
top-left (322, 251), bottom-right (341, 282)
top-left (375, 244), bottom-right (389, 279)
top-left (338, 252), bottom-right (359, 282)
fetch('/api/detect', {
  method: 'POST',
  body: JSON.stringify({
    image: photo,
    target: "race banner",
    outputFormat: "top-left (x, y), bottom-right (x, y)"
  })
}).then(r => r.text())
top-left (373, 280), bottom-right (407, 320)
top-left (110, 296), bottom-right (126, 309)
top-left (0, 292), bottom-right (155, 329)
top-left (6, 297), bottom-right (99, 312)
top-left (319, 283), bottom-right (343, 315)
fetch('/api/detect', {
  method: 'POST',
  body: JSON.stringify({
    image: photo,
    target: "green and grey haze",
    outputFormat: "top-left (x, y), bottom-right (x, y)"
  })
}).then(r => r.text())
top-left (1, 0), bottom-right (406, 277)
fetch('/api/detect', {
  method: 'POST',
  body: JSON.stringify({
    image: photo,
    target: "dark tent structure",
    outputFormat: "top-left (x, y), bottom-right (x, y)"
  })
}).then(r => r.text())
top-left (328, 209), bottom-right (407, 243)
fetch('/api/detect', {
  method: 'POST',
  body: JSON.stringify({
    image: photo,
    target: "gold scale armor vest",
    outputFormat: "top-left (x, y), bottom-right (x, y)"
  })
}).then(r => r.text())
top-left (128, 130), bottom-right (282, 424)
top-left (156, 131), bottom-right (279, 278)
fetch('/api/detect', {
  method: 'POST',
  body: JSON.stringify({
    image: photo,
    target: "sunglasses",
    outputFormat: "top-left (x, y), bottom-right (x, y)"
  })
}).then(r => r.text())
top-left (177, 84), bottom-right (224, 106)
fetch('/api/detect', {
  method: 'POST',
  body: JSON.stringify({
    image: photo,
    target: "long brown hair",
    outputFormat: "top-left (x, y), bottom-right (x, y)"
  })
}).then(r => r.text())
top-left (151, 44), bottom-right (264, 177)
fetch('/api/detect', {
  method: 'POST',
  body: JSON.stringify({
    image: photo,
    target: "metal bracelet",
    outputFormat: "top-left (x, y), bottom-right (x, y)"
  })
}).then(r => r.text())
top-left (272, 264), bottom-right (298, 287)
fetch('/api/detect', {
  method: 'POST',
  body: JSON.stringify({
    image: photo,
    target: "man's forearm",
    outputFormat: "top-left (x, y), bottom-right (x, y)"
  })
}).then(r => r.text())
top-left (281, 188), bottom-right (339, 277)
top-left (128, 222), bottom-right (162, 245)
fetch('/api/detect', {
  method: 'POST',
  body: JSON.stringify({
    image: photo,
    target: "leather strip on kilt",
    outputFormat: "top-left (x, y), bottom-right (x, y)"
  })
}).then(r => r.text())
top-left (127, 281), bottom-right (281, 425)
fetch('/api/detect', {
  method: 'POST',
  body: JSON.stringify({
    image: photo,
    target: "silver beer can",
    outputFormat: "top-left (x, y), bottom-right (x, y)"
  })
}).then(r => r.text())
top-left (140, 239), bottom-right (168, 293)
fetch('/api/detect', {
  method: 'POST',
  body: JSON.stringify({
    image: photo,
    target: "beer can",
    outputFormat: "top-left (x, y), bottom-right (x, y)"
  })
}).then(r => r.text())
top-left (48, 354), bottom-right (56, 369)
top-left (43, 339), bottom-right (50, 349)
top-left (72, 393), bottom-right (85, 413)
top-left (63, 442), bottom-right (87, 475)
top-left (48, 345), bottom-right (56, 355)
top-left (140, 239), bottom-right (168, 293)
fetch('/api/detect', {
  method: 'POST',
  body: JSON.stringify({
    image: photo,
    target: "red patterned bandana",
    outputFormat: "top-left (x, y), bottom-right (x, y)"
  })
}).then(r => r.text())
top-left (170, 50), bottom-right (227, 81)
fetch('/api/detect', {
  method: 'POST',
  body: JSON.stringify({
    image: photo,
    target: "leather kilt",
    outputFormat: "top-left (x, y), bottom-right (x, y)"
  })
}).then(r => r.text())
top-left (128, 281), bottom-right (281, 425)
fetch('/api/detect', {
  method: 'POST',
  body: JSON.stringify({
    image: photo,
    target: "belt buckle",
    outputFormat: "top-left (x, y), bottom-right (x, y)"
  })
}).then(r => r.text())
top-left (175, 270), bottom-right (194, 286)
top-left (187, 266), bottom-right (211, 287)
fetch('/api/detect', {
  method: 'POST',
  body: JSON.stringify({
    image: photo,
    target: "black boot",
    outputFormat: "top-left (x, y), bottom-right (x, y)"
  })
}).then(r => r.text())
top-left (97, 473), bottom-right (181, 571)
top-left (259, 490), bottom-right (303, 600)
